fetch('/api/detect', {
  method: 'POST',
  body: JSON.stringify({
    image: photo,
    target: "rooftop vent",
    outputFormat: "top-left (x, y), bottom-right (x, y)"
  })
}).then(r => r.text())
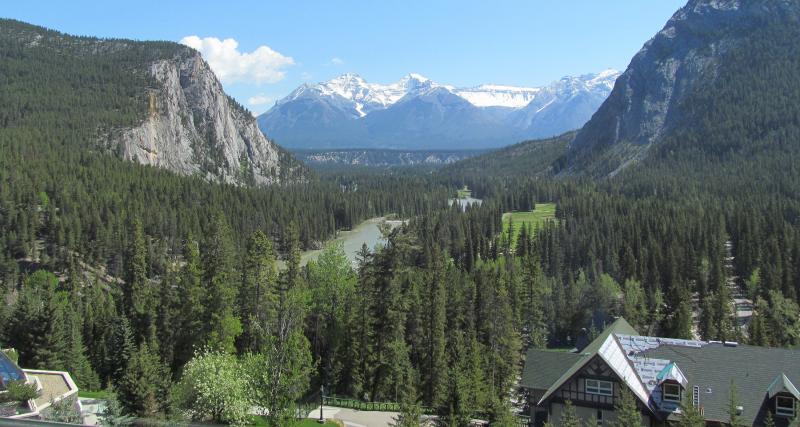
top-left (736, 405), bottom-right (744, 415)
top-left (693, 385), bottom-right (700, 407)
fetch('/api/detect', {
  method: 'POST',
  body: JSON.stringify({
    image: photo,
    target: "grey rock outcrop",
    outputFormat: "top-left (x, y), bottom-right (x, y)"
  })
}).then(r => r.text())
top-left (114, 51), bottom-right (299, 186)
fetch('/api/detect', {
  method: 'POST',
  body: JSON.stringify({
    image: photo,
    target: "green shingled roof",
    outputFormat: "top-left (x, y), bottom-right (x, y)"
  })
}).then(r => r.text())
top-left (521, 350), bottom-right (583, 391)
top-left (526, 318), bottom-right (640, 406)
top-left (642, 343), bottom-right (800, 425)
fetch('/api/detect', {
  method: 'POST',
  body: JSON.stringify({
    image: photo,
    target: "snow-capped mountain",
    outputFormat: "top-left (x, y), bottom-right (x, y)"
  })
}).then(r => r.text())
top-left (258, 70), bottom-right (620, 150)
top-left (452, 84), bottom-right (541, 108)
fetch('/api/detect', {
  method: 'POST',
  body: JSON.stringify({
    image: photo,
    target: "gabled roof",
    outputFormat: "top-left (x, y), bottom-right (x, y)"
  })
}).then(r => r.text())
top-left (524, 317), bottom-right (800, 426)
top-left (767, 373), bottom-right (800, 400)
top-left (535, 318), bottom-right (654, 413)
top-left (657, 362), bottom-right (688, 388)
top-left (521, 350), bottom-right (583, 391)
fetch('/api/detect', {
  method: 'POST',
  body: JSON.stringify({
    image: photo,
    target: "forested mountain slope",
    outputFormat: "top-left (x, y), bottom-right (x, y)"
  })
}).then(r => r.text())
top-left (0, 19), bottom-right (304, 185)
top-left (449, 0), bottom-right (800, 184)
top-left (439, 132), bottom-right (572, 180)
top-left (562, 0), bottom-right (800, 177)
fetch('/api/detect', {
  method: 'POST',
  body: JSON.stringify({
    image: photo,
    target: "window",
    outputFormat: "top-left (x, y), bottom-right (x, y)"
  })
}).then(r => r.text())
top-left (662, 383), bottom-right (682, 402)
top-left (776, 396), bottom-right (796, 417)
top-left (586, 379), bottom-right (613, 396)
top-left (597, 410), bottom-right (604, 425)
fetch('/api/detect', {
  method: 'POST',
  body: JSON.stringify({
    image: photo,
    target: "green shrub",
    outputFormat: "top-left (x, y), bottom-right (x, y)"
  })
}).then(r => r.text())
top-left (0, 380), bottom-right (40, 403)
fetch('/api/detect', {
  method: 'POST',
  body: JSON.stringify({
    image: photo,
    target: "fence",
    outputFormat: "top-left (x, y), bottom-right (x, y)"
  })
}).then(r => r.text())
top-left (321, 395), bottom-right (433, 414)
top-left (320, 395), bottom-right (530, 426)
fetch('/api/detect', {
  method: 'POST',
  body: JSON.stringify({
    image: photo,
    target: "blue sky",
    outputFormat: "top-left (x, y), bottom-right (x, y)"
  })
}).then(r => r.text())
top-left (5, 1), bottom-right (686, 114)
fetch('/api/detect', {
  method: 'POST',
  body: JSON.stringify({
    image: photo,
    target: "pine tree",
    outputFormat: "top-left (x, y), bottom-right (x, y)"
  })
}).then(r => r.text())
top-left (561, 400), bottom-right (581, 427)
top-left (391, 365), bottom-right (422, 427)
top-left (105, 316), bottom-right (135, 386)
top-left (173, 238), bottom-right (204, 370)
top-left (422, 246), bottom-right (448, 407)
top-left (124, 217), bottom-right (154, 343)
top-left (201, 214), bottom-right (241, 353)
top-left (677, 396), bottom-right (705, 427)
top-left (727, 381), bottom-right (744, 427)
top-left (613, 389), bottom-right (641, 427)
top-left (117, 341), bottom-right (170, 419)
top-left (714, 282), bottom-right (734, 342)
top-left (237, 230), bottom-right (278, 353)
top-left (748, 297), bottom-right (769, 346)
top-left (621, 279), bottom-right (647, 332)
top-left (763, 410), bottom-right (776, 427)
top-left (63, 306), bottom-right (100, 390)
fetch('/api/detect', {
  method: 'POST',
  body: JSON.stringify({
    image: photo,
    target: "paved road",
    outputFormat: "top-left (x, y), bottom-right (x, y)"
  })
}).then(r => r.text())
top-left (79, 397), bottom-right (106, 426)
top-left (308, 406), bottom-right (435, 427)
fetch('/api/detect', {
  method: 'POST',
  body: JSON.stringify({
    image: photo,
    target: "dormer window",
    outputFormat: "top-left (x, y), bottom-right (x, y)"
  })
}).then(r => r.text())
top-left (586, 379), bottom-right (613, 396)
top-left (776, 396), bottom-right (796, 418)
top-left (767, 374), bottom-right (800, 418)
top-left (663, 383), bottom-right (682, 402)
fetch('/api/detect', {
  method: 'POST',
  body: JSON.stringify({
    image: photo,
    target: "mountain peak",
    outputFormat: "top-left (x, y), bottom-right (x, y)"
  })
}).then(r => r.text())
top-left (403, 73), bottom-right (430, 82)
top-left (259, 69), bottom-right (619, 150)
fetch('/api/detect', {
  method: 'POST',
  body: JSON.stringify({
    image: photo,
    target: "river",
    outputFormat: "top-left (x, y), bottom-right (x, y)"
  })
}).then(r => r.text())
top-left (299, 217), bottom-right (404, 267)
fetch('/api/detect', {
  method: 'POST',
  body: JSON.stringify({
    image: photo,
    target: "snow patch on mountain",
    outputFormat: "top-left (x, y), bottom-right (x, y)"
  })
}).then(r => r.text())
top-left (277, 70), bottom-right (619, 113)
top-left (258, 69), bottom-right (621, 150)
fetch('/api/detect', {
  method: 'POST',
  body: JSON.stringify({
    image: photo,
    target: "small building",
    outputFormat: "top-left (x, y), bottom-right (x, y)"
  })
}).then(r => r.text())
top-left (522, 318), bottom-right (800, 426)
top-left (0, 349), bottom-right (80, 421)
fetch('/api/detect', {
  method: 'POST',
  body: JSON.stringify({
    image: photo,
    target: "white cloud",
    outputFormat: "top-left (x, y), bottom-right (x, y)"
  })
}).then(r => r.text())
top-left (247, 94), bottom-right (274, 106)
top-left (329, 57), bottom-right (344, 66)
top-left (180, 35), bottom-right (294, 85)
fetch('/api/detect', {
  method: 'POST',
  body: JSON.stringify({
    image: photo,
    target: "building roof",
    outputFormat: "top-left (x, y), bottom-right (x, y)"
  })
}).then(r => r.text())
top-left (656, 362), bottom-right (688, 388)
top-left (533, 318), bottom-right (655, 411)
top-left (640, 342), bottom-right (800, 425)
top-left (767, 374), bottom-right (800, 400)
top-left (523, 318), bottom-right (800, 426)
top-left (27, 371), bottom-right (77, 410)
top-left (521, 350), bottom-right (583, 391)
top-left (0, 350), bottom-right (25, 390)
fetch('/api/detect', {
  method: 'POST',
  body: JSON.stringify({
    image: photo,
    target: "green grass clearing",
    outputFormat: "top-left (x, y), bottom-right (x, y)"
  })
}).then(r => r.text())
top-left (502, 203), bottom-right (557, 248)
top-left (78, 389), bottom-right (112, 399)
top-left (456, 186), bottom-right (472, 199)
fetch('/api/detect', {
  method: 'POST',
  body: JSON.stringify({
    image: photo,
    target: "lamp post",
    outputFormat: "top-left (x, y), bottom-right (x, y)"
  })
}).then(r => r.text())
top-left (318, 385), bottom-right (324, 423)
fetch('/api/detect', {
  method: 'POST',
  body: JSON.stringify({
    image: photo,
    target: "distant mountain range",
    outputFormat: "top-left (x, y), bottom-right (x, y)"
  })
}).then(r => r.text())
top-left (257, 70), bottom-right (620, 150)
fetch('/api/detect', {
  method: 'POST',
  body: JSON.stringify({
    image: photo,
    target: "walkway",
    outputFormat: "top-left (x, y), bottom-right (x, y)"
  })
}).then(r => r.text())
top-left (308, 406), bottom-right (436, 427)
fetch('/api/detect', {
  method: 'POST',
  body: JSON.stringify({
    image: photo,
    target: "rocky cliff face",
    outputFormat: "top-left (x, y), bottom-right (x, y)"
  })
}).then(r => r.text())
top-left (566, 0), bottom-right (798, 176)
top-left (115, 50), bottom-right (301, 186)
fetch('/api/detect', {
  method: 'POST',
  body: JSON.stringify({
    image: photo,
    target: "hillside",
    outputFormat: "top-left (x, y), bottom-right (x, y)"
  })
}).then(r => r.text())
top-left (562, 0), bottom-right (800, 179)
top-left (439, 132), bottom-right (572, 179)
top-left (0, 19), bottom-right (304, 186)
top-left (294, 148), bottom-right (484, 169)
top-left (447, 0), bottom-right (800, 189)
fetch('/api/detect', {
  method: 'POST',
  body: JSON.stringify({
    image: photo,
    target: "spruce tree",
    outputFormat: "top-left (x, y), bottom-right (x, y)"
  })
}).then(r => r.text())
top-left (237, 230), bottom-right (278, 353)
top-left (201, 214), bottom-right (241, 353)
top-left (613, 389), bottom-right (641, 427)
top-left (173, 238), bottom-right (204, 370)
top-left (677, 396), bottom-right (705, 427)
top-left (117, 341), bottom-right (170, 419)
top-left (561, 400), bottom-right (581, 427)
top-left (124, 217), bottom-right (154, 343)
top-left (727, 381), bottom-right (744, 427)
